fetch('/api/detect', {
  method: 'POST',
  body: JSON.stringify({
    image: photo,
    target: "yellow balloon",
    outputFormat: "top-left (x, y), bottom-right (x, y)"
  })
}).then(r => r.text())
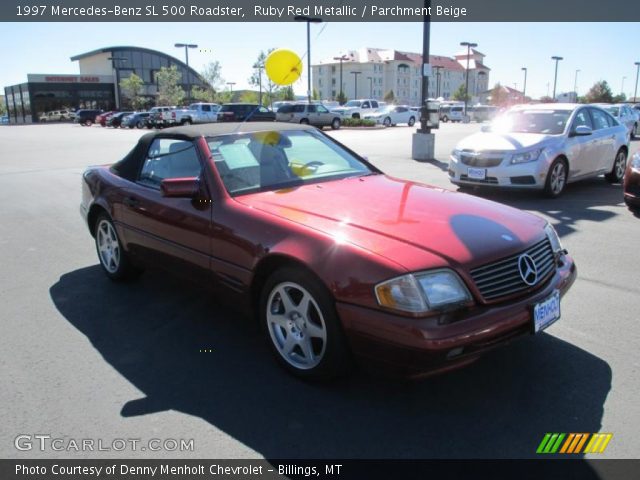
top-left (265, 49), bottom-right (302, 86)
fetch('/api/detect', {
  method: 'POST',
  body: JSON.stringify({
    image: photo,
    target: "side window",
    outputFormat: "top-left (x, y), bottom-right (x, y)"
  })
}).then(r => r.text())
top-left (362, 101), bottom-right (370, 109)
top-left (258, 106), bottom-right (269, 113)
top-left (202, 105), bottom-right (211, 112)
top-left (293, 105), bottom-right (305, 113)
top-left (396, 107), bottom-right (407, 113)
top-left (307, 105), bottom-right (317, 113)
top-left (139, 138), bottom-right (201, 188)
top-left (589, 108), bottom-right (610, 130)
top-left (316, 105), bottom-right (329, 113)
top-left (571, 109), bottom-right (593, 131)
top-left (371, 101), bottom-right (379, 108)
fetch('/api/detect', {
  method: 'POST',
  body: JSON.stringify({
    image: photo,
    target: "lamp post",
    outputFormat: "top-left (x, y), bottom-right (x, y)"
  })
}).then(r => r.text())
top-left (574, 69), bottom-right (580, 102)
top-left (551, 56), bottom-right (563, 100)
top-left (521, 67), bottom-right (527, 103)
top-left (433, 65), bottom-right (443, 98)
top-left (460, 41), bottom-right (478, 116)
top-left (107, 56), bottom-right (127, 110)
top-left (255, 64), bottom-right (264, 106)
top-left (226, 82), bottom-right (235, 94)
top-left (621, 76), bottom-right (626, 97)
top-left (294, 15), bottom-right (323, 104)
top-left (175, 43), bottom-right (198, 102)
top-left (367, 76), bottom-right (373, 98)
top-left (634, 62), bottom-right (640, 103)
top-left (333, 55), bottom-right (349, 103)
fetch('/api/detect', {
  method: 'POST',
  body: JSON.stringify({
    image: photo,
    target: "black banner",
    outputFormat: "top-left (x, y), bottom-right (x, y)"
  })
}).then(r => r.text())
top-left (2, 459), bottom-right (639, 480)
top-left (0, 0), bottom-right (639, 22)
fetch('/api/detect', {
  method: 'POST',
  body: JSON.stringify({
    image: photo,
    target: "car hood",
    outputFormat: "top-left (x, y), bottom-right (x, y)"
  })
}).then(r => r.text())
top-left (332, 107), bottom-right (357, 112)
top-left (456, 132), bottom-right (560, 151)
top-left (235, 174), bottom-right (546, 272)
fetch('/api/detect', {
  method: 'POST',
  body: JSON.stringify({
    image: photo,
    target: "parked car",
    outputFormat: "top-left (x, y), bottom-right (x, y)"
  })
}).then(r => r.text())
top-left (449, 103), bottom-right (629, 197)
top-left (470, 105), bottom-right (498, 123)
top-left (217, 103), bottom-right (275, 122)
top-left (276, 103), bottom-right (341, 129)
top-left (161, 103), bottom-right (220, 126)
top-left (147, 106), bottom-right (176, 128)
top-left (74, 109), bottom-right (103, 126)
top-left (80, 122), bottom-right (576, 379)
top-left (97, 111), bottom-right (118, 127)
top-left (107, 112), bottom-right (133, 128)
top-left (363, 105), bottom-right (417, 127)
top-left (440, 104), bottom-right (464, 123)
top-left (330, 99), bottom-right (380, 119)
top-left (623, 151), bottom-right (640, 210)
top-left (40, 109), bottom-right (75, 122)
top-left (271, 101), bottom-right (296, 112)
top-left (121, 112), bottom-right (150, 129)
top-left (593, 104), bottom-right (638, 139)
top-left (1, 115), bottom-right (8, 124)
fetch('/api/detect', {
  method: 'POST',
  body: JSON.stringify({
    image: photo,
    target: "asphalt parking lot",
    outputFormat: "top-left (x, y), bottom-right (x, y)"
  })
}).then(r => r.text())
top-left (1, 122), bottom-right (639, 460)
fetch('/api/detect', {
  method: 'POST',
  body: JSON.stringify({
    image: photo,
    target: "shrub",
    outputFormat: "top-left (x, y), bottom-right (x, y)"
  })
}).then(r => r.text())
top-left (341, 118), bottom-right (377, 127)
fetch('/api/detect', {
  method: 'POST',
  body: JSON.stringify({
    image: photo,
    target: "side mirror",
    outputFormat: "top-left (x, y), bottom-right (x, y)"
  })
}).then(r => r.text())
top-left (160, 177), bottom-right (200, 198)
top-left (570, 125), bottom-right (592, 137)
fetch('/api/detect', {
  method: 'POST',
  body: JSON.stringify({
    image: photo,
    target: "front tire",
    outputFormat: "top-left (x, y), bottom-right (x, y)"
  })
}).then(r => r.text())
top-left (260, 267), bottom-right (351, 379)
top-left (442, 115), bottom-right (449, 123)
top-left (408, 116), bottom-right (416, 126)
top-left (383, 117), bottom-right (391, 127)
top-left (94, 214), bottom-right (141, 281)
top-left (605, 148), bottom-right (627, 183)
top-left (181, 119), bottom-right (192, 126)
top-left (84, 119), bottom-right (93, 126)
top-left (544, 158), bottom-right (568, 198)
top-left (331, 118), bottom-right (341, 130)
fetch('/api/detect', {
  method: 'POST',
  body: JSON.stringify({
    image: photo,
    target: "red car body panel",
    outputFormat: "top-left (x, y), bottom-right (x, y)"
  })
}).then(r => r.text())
top-left (623, 156), bottom-right (640, 208)
top-left (81, 124), bottom-right (577, 376)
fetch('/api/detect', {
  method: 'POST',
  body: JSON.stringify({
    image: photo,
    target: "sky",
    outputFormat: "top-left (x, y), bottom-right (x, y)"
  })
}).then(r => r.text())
top-left (2, 22), bottom-right (639, 100)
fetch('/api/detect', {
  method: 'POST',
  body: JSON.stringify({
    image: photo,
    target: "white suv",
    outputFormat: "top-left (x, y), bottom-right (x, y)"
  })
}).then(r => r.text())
top-left (331, 99), bottom-right (380, 119)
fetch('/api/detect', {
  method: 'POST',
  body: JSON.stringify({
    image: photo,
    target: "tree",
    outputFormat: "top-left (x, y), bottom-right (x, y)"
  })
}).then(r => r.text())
top-left (336, 91), bottom-right (347, 105)
top-left (280, 86), bottom-right (295, 101)
top-left (156, 65), bottom-right (186, 106)
top-left (200, 61), bottom-right (224, 91)
top-left (488, 83), bottom-right (508, 106)
top-left (239, 90), bottom-right (258, 103)
top-left (584, 80), bottom-right (614, 104)
top-left (312, 89), bottom-right (320, 101)
top-left (452, 84), bottom-right (470, 102)
top-left (612, 93), bottom-right (627, 103)
top-left (383, 90), bottom-right (396, 103)
top-left (0, 99), bottom-right (6, 116)
top-left (119, 73), bottom-right (146, 110)
top-left (249, 49), bottom-right (279, 107)
top-left (214, 90), bottom-right (233, 104)
top-left (190, 86), bottom-right (216, 103)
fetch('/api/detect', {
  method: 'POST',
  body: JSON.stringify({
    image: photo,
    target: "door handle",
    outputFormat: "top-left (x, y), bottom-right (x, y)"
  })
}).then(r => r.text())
top-left (123, 196), bottom-right (139, 208)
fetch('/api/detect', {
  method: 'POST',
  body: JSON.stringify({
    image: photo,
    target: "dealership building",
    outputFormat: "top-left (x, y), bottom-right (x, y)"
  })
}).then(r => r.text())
top-left (3, 46), bottom-right (210, 123)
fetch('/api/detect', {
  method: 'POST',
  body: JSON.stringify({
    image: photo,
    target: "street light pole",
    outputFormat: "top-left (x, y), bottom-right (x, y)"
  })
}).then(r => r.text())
top-left (433, 66), bottom-right (443, 98)
top-left (333, 55), bottom-right (349, 103)
top-left (521, 67), bottom-right (528, 103)
top-left (551, 56), bottom-right (563, 101)
top-left (226, 82), bottom-right (235, 93)
top-left (634, 62), bottom-right (640, 103)
top-left (107, 56), bottom-right (127, 110)
top-left (350, 71), bottom-right (361, 99)
top-left (367, 76), bottom-right (373, 98)
top-left (255, 64), bottom-right (264, 106)
top-left (460, 41), bottom-right (478, 116)
top-left (294, 15), bottom-right (323, 104)
top-left (175, 43), bottom-right (198, 103)
top-left (621, 76), bottom-right (627, 97)
top-left (574, 69), bottom-right (580, 102)
top-left (412, 0), bottom-right (435, 161)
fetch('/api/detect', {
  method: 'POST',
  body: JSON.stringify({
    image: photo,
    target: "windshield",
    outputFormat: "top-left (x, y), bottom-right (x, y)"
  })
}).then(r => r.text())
top-left (207, 130), bottom-right (374, 196)
top-left (344, 101), bottom-right (362, 107)
top-left (491, 109), bottom-right (571, 135)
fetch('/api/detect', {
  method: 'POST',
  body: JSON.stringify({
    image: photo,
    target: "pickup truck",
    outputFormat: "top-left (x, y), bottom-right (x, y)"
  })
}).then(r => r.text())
top-left (330, 99), bottom-right (380, 119)
top-left (147, 106), bottom-right (176, 128)
top-left (160, 103), bottom-right (220, 126)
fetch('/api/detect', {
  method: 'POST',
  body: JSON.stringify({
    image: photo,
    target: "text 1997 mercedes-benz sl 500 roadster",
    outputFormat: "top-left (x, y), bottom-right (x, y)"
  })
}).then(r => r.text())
top-left (81, 122), bottom-right (576, 379)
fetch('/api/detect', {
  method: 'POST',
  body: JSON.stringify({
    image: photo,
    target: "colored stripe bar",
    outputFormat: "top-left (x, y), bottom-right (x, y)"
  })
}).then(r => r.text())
top-left (537, 433), bottom-right (552, 454)
top-left (550, 433), bottom-right (565, 453)
top-left (543, 434), bottom-right (560, 453)
top-left (560, 434), bottom-right (575, 454)
top-left (574, 433), bottom-right (589, 453)
top-left (598, 434), bottom-right (613, 453)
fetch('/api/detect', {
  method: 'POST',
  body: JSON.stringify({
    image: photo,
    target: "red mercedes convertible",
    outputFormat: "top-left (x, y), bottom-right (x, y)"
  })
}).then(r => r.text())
top-left (80, 123), bottom-right (576, 379)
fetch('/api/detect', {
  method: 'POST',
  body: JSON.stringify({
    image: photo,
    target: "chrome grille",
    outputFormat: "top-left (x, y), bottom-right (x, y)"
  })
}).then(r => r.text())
top-left (460, 151), bottom-right (504, 167)
top-left (470, 238), bottom-right (556, 301)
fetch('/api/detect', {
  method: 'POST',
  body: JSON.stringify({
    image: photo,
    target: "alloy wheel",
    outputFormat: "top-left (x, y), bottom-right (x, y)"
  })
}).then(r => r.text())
top-left (266, 282), bottom-right (327, 370)
top-left (549, 162), bottom-right (566, 195)
top-left (96, 220), bottom-right (120, 274)
top-left (615, 150), bottom-right (626, 180)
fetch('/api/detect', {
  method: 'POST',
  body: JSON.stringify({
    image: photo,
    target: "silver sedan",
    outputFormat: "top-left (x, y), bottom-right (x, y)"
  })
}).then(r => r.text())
top-left (594, 104), bottom-right (638, 139)
top-left (449, 103), bottom-right (630, 197)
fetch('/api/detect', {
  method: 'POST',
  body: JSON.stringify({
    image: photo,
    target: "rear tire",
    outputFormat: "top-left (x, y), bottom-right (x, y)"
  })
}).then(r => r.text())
top-left (383, 117), bottom-right (391, 127)
top-left (300, 118), bottom-right (309, 125)
top-left (352, 113), bottom-right (360, 120)
top-left (94, 213), bottom-right (142, 281)
top-left (84, 119), bottom-right (93, 126)
top-left (605, 149), bottom-right (627, 183)
top-left (408, 116), bottom-right (416, 126)
top-left (260, 267), bottom-right (352, 380)
top-left (544, 158), bottom-right (568, 198)
top-left (442, 115), bottom-right (449, 123)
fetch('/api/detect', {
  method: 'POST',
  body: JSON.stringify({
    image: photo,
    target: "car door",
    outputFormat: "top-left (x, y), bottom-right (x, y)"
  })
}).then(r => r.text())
top-left (119, 137), bottom-right (213, 277)
top-left (589, 107), bottom-right (616, 173)
top-left (316, 104), bottom-right (332, 125)
top-left (360, 101), bottom-right (371, 116)
top-left (566, 108), bottom-right (598, 179)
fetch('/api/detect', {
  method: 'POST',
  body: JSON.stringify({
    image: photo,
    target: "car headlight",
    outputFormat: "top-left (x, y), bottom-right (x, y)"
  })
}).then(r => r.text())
top-left (510, 148), bottom-right (543, 164)
top-left (451, 149), bottom-right (461, 160)
top-left (375, 269), bottom-right (471, 314)
top-left (544, 223), bottom-right (564, 254)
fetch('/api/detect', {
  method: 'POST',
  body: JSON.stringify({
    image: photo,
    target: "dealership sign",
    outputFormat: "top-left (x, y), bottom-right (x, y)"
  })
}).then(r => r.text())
top-left (27, 74), bottom-right (114, 84)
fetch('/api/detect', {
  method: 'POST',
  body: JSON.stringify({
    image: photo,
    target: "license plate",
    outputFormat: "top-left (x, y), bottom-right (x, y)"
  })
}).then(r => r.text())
top-left (467, 167), bottom-right (486, 180)
top-left (533, 290), bottom-right (561, 333)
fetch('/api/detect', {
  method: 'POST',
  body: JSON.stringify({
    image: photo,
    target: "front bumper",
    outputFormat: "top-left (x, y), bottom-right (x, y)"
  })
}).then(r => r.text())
top-left (448, 154), bottom-right (549, 189)
top-left (337, 255), bottom-right (576, 378)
